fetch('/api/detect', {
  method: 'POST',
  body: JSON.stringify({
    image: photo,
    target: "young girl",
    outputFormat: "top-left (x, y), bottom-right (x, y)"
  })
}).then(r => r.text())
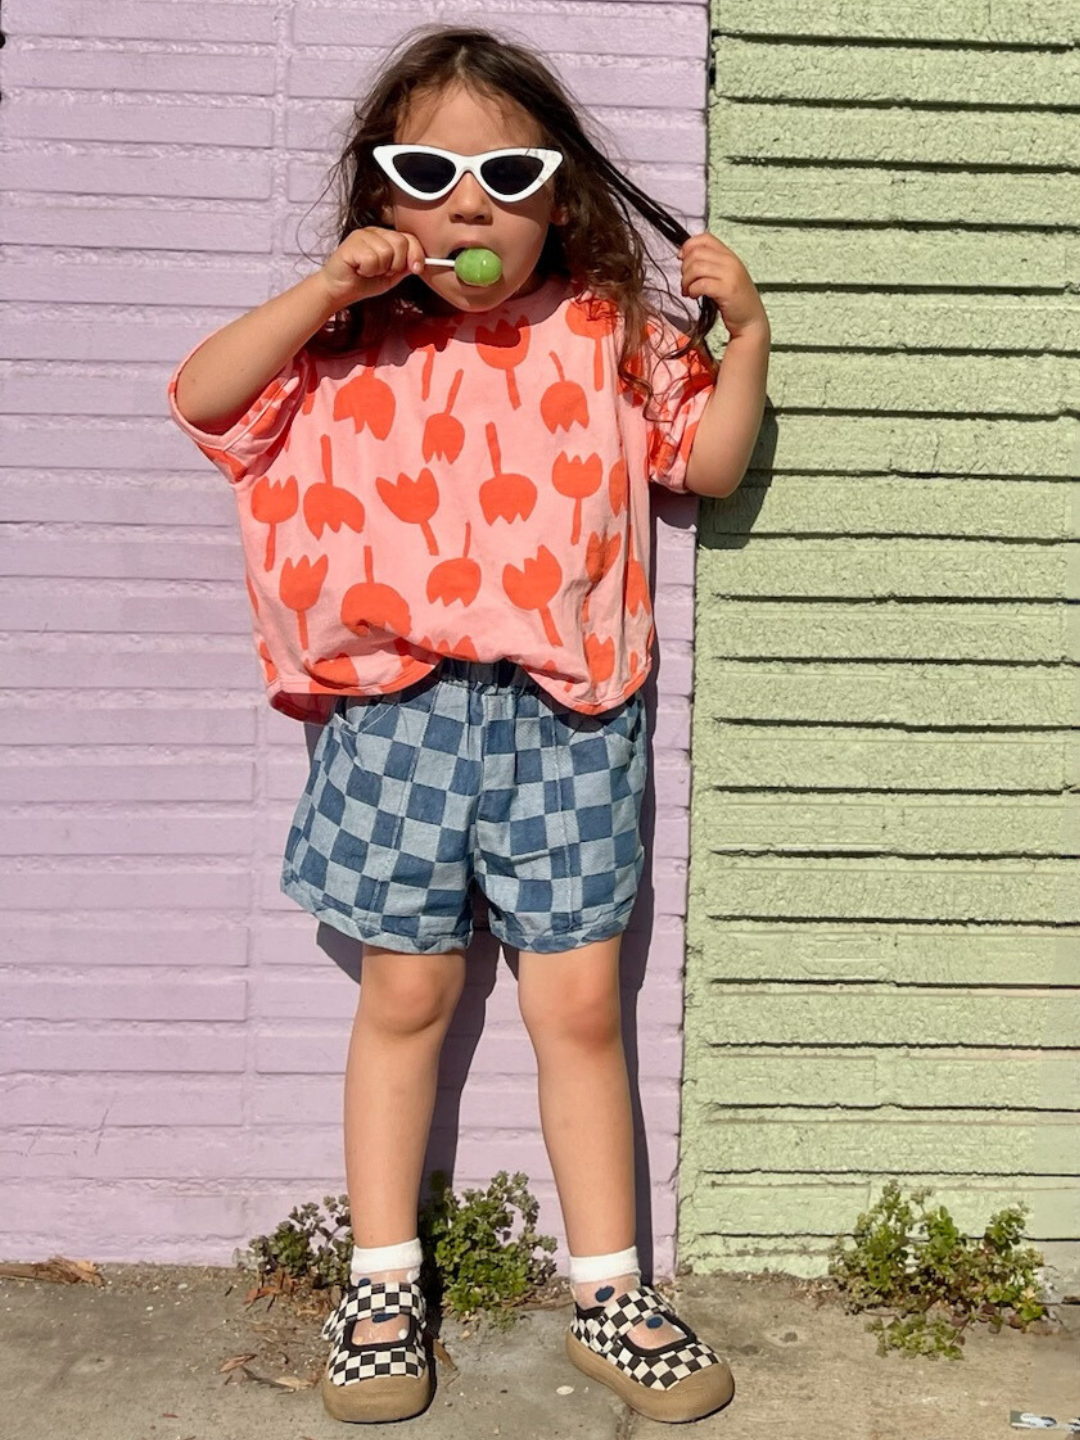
top-left (168, 23), bottom-right (769, 1427)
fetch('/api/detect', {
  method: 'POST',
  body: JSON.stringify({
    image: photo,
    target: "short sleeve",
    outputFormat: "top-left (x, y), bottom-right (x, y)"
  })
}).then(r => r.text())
top-left (167, 329), bottom-right (312, 485)
top-left (643, 318), bottom-right (716, 492)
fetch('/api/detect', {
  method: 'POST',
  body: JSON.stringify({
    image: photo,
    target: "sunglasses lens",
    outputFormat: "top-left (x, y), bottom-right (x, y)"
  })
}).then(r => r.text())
top-left (392, 151), bottom-right (457, 194)
top-left (479, 153), bottom-right (546, 196)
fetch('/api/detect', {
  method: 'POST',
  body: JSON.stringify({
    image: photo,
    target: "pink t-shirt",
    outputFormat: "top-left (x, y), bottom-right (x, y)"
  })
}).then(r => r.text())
top-left (167, 273), bottom-right (714, 723)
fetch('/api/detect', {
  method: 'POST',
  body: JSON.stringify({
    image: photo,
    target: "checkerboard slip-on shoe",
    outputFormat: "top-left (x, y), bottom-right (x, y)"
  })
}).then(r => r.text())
top-left (566, 1281), bottom-right (735, 1424)
top-left (320, 1277), bottom-right (433, 1423)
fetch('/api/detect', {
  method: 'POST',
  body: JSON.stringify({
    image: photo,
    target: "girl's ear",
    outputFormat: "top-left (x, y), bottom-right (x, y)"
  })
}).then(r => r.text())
top-left (551, 203), bottom-right (568, 225)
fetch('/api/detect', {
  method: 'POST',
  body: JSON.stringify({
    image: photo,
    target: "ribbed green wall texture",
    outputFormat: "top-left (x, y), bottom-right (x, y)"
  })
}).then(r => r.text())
top-left (680, 1), bottom-right (1080, 1287)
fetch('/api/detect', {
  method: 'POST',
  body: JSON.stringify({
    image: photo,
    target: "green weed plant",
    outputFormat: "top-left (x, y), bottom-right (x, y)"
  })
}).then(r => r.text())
top-left (826, 1179), bottom-right (1049, 1360)
top-left (245, 1169), bottom-right (556, 1330)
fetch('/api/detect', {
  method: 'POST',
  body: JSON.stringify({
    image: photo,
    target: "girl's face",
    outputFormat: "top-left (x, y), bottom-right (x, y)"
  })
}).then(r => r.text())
top-left (381, 82), bottom-right (566, 312)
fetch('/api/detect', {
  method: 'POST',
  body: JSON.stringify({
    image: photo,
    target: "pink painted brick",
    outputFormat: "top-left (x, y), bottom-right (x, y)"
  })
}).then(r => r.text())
top-left (1, 1183), bottom-right (250, 1245)
top-left (3, 314), bottom-right (246, 363)
top-left (0, 704), bottom-right (256, 746)
top-left (2, 1027), bottom-right (247, 1072)
top-left (7, 2), bottom-right (279, 43)
top-left (295, 4), bottom-right (704, 55)
top-left (2, 48), bottom-right (276, 94)
top-left (0, 647), bottom-right (260, 692)
top-left (0, 974), bottom-right (247, 1023)
top-left (0, 260), bottom-right (272, 306)
top-left (6, 100), bottom-right (274, 147)
top-left (1, 918), bottom-right (248, 967)
top-left (0, 814), bottom-right (256, 859)
top-left (3, 153), bottom-right (274, 201)
top-left (0, 761), bottom-right (255, 804)
top-left (3, 1077), bottom-right (246, 1127)
top-left (0, 207), bottom-right (273, 252)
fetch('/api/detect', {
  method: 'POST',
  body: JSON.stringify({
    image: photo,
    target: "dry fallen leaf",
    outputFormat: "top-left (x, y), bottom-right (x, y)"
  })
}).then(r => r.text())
top-left (235, 1366), bottom-right (316, 1390)
top-left (0, 1256), bottom-right (104, 1286)
top-left (431, 1336), bottom-right (456, 1370)
top-left (267, 1374), bottom-right (316, 1391)
top-left (218, 1353), bottom-right (257, 1374)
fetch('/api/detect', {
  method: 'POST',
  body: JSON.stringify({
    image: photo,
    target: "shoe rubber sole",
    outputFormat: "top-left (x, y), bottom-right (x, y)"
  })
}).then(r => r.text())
top-left (565, 1330), bottom-right (735, 1423)
top-left (320, 1366), bottom-right (433, 1423)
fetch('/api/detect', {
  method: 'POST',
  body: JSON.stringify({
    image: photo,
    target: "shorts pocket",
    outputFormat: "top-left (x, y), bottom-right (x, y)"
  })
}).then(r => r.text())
top-left (567, 691), bottom-right (646, 761)
top-left (335, 692), bottom-right (398, 740)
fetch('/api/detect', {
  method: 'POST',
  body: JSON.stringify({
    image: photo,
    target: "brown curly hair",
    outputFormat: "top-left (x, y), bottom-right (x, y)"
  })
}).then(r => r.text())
top-left (303, 24), bottom-right (719, 406)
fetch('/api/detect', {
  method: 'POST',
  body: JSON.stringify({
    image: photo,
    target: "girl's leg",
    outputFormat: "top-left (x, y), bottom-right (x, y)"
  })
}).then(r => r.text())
top-left (344, 943), bottom-right (467, 1344)
top-left (517, 936), bottom-right (683, 1347)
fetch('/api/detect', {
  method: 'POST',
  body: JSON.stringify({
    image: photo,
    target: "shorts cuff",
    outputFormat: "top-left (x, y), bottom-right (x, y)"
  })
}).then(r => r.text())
top-left (487, 903), bottom-right (636, 954)
top-left (280, 871), bottom-right (471, 954)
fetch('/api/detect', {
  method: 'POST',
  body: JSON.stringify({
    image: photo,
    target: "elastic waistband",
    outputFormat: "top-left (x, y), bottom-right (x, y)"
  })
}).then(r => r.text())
top-left (436, 656), bottom-right (534, 690)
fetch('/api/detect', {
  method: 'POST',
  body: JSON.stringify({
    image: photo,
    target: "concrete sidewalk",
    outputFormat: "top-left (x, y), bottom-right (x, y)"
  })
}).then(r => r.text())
top-left (1, 1263), bottom-right (1077, 1439)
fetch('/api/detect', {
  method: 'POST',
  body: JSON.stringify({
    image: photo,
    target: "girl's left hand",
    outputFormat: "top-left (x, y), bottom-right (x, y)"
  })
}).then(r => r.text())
top-left (679, 232), bottom-right (770, 339)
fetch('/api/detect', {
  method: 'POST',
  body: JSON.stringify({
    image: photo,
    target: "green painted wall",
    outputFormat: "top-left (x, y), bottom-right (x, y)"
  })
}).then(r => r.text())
top-left (680, 1), bottom-right (1080, 1287)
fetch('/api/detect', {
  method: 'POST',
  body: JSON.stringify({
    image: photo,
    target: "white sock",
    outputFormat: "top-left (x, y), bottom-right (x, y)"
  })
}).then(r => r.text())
top-left (350, 1237), bottom-right (422, 1285)
top-left (567, 1245), bottom-right (641, 1302)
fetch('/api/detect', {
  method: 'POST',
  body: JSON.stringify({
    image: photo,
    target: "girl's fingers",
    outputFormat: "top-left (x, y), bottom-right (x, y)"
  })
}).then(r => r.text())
top-left (405, 233), bottom-right (427, 274)
top-left (350, 238), bottom-right (390, 276)
top-left (681, 259), bottom-right (731, 287)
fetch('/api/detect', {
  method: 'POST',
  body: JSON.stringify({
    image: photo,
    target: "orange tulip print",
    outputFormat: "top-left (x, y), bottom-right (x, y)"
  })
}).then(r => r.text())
top-left (300, 371), bottom-right (318, 417)
top-left (625, 555), bottom-right (651, 617)
top-left (279, 552), bottom-right (329, 652)
top-left (376, 466), bottom-right (440, 555)
top-left (200, 443), bottom-right (247, 485)
top-left (581, 531), bottom-right (621, 624)
top-left (552, 451), bottom-right (602, 546)
top-left (503, 545), bottom-right (563, 648)
top-left (245, 569), bottom-right (260, 615)
top-left (679, 417), bottom-right (702, 465)
top-left (304, 433), bottom-right (365, 540)
top-left (250, 473), bottom-right (298, 571)
top-left (427, 522), bottom-right (481, 608)
top-left (480, 422), bottom-right (536, 525)
top-left (565, 295), bottom-right (618, 390)
top-left (608, 457), bottom-right (628, 516)
top-left (406, 314), bottom-right (462, 400)
top-left (617, 345), bottom-right (648, 408)
top-left (340, 545), bottom-right (411, 639)
top-left (540, 352), bottom-right (588, 432)
top-left (476, 316), bottom-right (530, 408)
top-left (584, 631), bottom-right (616, 686)
top-left (257, 638), bottom-right (279, 684)
top-left (418, 634), bottom-right (480, 661)
top-left (423, 369), bottom-right (465, 463)
top-left (334, 365), bottom-right (395, 439)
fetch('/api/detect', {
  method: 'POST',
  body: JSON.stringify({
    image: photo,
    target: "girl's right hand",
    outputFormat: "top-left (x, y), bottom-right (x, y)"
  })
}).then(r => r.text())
top-left (319, 226), bottom-right (427, 307)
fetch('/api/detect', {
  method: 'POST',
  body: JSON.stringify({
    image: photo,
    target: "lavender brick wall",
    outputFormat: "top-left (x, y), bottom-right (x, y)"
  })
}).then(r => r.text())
top-left (0, 0), bottom-right (708, 1277)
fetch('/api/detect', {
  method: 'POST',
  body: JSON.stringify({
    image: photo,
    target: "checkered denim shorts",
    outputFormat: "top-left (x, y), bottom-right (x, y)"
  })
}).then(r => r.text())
top-left (280, 658), bottom-right (647, 954)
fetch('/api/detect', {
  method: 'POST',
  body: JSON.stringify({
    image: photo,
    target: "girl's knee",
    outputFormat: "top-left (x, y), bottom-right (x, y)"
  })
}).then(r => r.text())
top-left (520, 984), bottom-right (622, 1049)
top-left (518, 937), bottom-right (623, 1046)
top-left (359, 945), bottom-right (466, 1034)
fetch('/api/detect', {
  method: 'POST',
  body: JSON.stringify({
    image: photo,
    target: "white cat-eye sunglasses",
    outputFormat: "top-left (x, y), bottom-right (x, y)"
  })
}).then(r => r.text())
top-left (372, 144), bottom-right (563, 203)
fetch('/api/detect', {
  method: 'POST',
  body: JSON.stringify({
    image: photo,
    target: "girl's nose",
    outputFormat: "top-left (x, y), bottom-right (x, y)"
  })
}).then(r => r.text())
top-left (447, 171), bottom-right (491, 223)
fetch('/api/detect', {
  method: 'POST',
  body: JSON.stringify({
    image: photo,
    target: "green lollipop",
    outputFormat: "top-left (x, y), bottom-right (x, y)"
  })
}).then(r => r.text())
top-left (453, 247), bottom-right (503, 286)
top-left (424, 248), bottom-right (503, 287)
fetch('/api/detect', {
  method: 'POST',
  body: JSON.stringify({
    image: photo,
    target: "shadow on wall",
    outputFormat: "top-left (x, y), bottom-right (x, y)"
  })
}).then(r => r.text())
top-left (696, 399), bottom-right (778, 553)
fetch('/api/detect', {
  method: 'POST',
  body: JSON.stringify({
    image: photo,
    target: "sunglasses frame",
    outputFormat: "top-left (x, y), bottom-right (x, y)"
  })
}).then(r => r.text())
top-left (372, 144), bottom-right (563, 202)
